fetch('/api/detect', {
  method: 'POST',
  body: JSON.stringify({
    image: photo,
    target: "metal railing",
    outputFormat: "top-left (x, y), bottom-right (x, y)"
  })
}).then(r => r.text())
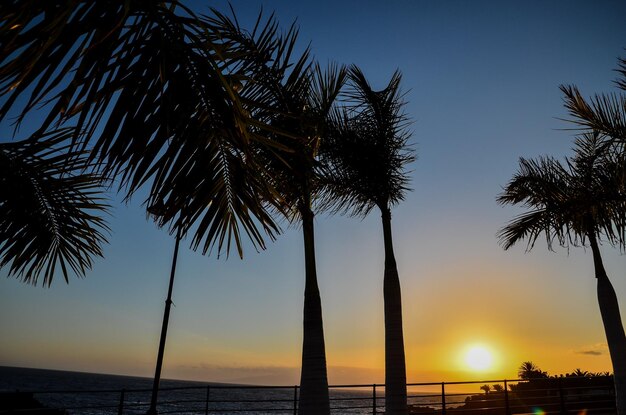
top-left (0, 377), bottom-right (617, 414)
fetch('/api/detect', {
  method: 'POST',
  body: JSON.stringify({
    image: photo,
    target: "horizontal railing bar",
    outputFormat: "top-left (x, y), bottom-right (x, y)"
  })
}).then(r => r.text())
top-left (192, 398), bottom-right (296, 403)
top-left (211, 412), bottom-right (293, 414)
top-left (16, 375), bottom-right (611, 395)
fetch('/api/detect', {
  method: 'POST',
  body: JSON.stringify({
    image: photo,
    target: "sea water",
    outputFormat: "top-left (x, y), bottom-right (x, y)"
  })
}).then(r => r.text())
top-left (3, 366), bottom-right (429, 414)
top-left (0, 366), bottom-right (465, 414)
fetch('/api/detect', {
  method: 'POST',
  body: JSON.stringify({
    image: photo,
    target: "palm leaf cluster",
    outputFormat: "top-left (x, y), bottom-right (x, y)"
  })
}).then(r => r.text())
top-left (247, 44), bottom-right (315, 220)
top-left (262, 63), bottom-right (348, 222)
top-left (497, 133), bottom-right (626, 252)
top-left (0, 0), bottom-right (305, 259)
top-left (0, 129), bottom-right (109, 287)
top-left (320, 66), bottom-right (415, 216)
top-left (561, 57), bottom-right (626, 145)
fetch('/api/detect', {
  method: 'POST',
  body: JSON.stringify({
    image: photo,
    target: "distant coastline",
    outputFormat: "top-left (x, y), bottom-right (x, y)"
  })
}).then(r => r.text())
top-left (0, 365), bottom-right (244, 390)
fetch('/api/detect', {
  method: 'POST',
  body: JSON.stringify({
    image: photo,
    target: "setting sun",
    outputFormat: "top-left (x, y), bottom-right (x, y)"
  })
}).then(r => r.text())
top-left (464, 345), bottom-right (494, 371)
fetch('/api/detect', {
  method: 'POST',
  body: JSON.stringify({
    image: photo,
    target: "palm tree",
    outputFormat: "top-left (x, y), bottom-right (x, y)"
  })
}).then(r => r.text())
top-left (253, 60), bottom-right (347, 415)
top-left (498, 134), bottom-right (626, 413)
top-left (517, 362), bottom-right (548, 380)
top-left (570, 369), bottom-right (591, 378)
top-left (320, 66), bottom-right (415, 415)
top-left (0, 129), bottom-right (109, 286)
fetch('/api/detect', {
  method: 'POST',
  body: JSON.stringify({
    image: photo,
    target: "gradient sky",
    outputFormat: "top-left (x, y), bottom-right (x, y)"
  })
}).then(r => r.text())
top-left (1, 0), bottom-right (626, 386)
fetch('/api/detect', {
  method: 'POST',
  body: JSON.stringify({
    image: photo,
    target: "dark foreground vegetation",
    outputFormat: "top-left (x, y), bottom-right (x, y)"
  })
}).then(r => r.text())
top-left (410, 363), bottom-right (616, 414)
top-left (0, 392), bottom-right (67, 415)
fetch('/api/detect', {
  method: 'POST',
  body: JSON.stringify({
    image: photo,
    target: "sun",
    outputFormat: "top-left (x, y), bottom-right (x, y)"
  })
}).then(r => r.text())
top-left (464, 345), bottom-right (493, 371)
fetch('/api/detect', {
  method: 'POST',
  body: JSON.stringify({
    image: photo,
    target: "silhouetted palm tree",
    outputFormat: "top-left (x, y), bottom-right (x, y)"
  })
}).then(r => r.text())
top-left (321, 66), bottom-right (415, 415)
top-left (492, 384), bottom-right (504, 393)
top-left (255, 60), bottom-right (347, 415)
top-left (0, 129), bottom-right (109, 286)
top-left (517, 362), bottom-right (548, 380)
top-left (498, 134), bottom-right (626, 413)
top-left (571, 369), bottom-right (591, 378)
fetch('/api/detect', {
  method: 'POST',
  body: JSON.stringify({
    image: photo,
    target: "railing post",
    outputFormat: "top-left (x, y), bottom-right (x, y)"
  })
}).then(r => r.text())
top-left (558, 377), bottom-right (566, 415)
top-left (441, 382), bottom-right (446, 415)
top-left (118, 389), bottom-right (125, 415)
top-left (293, 385), bottom-right (298, 415)
top-left (504, 380), bottom-right (510, 415)
top-left (372, 384), bottom-right (377, 414)
top-left (205, 385), bottom-right (210, 415)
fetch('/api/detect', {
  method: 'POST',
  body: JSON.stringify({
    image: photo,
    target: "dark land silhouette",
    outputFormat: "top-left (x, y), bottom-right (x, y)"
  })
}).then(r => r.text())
top-left (409, 364), bottom-right (615, 414)
top-left (0, 392), bottom-right (67, 415)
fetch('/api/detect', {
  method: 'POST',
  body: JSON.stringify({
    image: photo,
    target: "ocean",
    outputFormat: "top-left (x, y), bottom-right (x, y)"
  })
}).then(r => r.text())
top-left (2, 366), bottom-right (446, 414)
top-left (0, 366), bottom-right (468, 414)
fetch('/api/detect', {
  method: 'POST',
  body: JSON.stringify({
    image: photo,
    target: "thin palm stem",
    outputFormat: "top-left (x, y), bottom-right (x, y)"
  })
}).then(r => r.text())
top-left (147, 224), bottom-right (182, 415)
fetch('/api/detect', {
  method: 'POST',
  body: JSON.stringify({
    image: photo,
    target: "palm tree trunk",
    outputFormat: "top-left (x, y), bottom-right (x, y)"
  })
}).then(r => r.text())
top-left (147, 225), bottom-right (182, 415)
top-left (381, 207), bottom-right (408, 415)
top-left (589, 231), bottom-right (626, 415)
top-left (298, 201), bottom-right (330, 415)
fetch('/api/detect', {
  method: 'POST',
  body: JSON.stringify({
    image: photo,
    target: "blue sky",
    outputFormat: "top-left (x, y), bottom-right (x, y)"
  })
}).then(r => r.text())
top-left (1, 1), bottom-right (625, 385)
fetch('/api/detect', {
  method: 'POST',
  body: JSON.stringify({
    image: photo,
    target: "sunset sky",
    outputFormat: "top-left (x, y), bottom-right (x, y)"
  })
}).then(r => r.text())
top-left (1, 0), bottom-right (626, 387)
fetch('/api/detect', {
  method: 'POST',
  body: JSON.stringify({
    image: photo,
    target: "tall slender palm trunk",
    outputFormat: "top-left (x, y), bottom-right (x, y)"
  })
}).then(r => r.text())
top-left (381, 207), bottom-right (408, 415)
top-left (298, 200), bottom-right (330, 415)
top-left (589, 231), bottom-right (626, 415)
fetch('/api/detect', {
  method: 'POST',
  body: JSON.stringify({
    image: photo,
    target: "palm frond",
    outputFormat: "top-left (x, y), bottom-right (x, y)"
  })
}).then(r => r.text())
top-left (310, 62), bottom-right (348, 119)
top-left (560, 85), bottom-right (626, 144)
top-left (194, 8), bottom-right (316, 230)
top-left (570, 133), bottom-right (626, 249)
top-left (318, 108), bottom-right (379, 217)
top-left (497, 208), bottom-right (563, 251)
top-left (497, 156), bottom-right (568, 206)
top-left (0, 129), bottom-right (110, 286)
top-left (616, 57), bottom-right (626, 91)
top-left (497, 156), bottom-right (572, 250)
